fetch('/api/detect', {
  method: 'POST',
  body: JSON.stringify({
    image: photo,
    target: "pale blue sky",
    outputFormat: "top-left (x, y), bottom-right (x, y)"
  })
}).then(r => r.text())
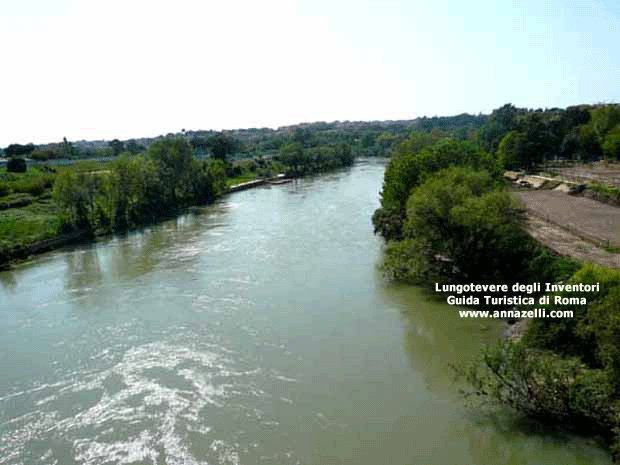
top-left (1, 0), bottom-right (618, 145)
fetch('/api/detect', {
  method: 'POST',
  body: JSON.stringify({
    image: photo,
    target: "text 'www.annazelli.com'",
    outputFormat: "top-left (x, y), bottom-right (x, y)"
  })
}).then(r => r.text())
top-left (458, 309), bottom-right (574, 318)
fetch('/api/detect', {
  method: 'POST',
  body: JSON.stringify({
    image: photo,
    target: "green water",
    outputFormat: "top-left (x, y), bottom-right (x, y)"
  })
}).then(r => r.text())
top-left (0, 159), bottom-right (612, 464)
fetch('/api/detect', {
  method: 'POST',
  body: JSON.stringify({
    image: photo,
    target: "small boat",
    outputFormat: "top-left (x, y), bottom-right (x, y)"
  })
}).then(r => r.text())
top-left (269, 174), bottom-right (293, 185)
top-left (269, 178), bottom-right (293, 185)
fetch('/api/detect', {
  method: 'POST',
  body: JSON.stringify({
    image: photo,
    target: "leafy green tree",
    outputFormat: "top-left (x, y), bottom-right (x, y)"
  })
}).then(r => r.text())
top-left (522, 113), bottom-right (558, 165)
top-left (577, 125), bottom-right (603, 161)
top-left (278, 142), bottom-right (304, 175)
top-left (109, 139), bottom-right (125, 156)
top-left (602, 125), bottom-right (620, 161)
top-left (373, 139), bottom-right (497, 240)
top-left (30, 148), bottom-right (58, 161)
top-left (206, 159), bottom-right (227, 196)
top-left (53, 170), bottom-right (103, 230)
top-left (591, 105), bottom-right (620, 139)
top-left (207, 133), bottom-right (237, 161)
top-left (59, 137), bottom-right (77, 159)
top-left (125, 139), bottom-right (145, 155)
top-left (391, 132), bottom-right (436, 158)
top-left (293, 127), bottom-right (313, 147)
top-left (146, 138), bottom-right (194, 205)
top-left (5, 143), bottom-right (35, 158)
top-left (360, 131), bottom-right (375, 149)
top-left (190, 136), bottom-right (210, 153)
top-left (7, 157), bottom-right (27, 173)
top-left (524, 265), bottom-right (620, 364)
top-left (375, 132), bottom-right (398, 156)
top-left (560, 127), bottom-right (581, 159)
top-left (392, 166), bottom-right (531, 285)
top-left (477, 103), bottom-right (521, 153)
top-left (497, 130), bottom-right (527, 169)
top-left (560, 105), bottom-right (591, 129)
top-left (52, 138), bottom-right (229, 233)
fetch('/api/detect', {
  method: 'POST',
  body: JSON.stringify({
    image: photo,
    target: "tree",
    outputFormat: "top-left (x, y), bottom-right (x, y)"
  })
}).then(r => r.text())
top-left (591, 105), bottom-right (620, 139)
top-left (7, 157), bottom-right (27, 173)
top-left (190, 136), bottom-right (210, 153)
top-left (497, 130), bottom-right (527, 169)
top-left (5, 143), bottom-right (35, 158)
top-left (278, 142), bottom-right (304, 175)
top-left (477, 103), bottom-right (525, 153)
top-left (109, 139), bottom-right (125, 156)
top-left (561, 106), bottom-right (591, 129)
top-left (293, 127), bottom-right (313, 147)
top-left (206, 133), bottom-right (237, 161)
top-left (125, 139), bottom-right (145, 155)
top-left (602, 125), bottom-right (620, 161)
top-left (59, 137), bottom-right (77, 158)
top-left (379, 166), bottom-right (534, 285)
top-left (146, 138), bottom-right (194, 205)
top-left (576, 126), bottom-right (603, 161)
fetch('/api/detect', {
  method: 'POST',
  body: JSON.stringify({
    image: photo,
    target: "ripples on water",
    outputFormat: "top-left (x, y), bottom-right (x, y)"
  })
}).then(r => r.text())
top-left (0, 335), bottom-right (305, 465)
top-left (0, 161), bottom-right (613, 465)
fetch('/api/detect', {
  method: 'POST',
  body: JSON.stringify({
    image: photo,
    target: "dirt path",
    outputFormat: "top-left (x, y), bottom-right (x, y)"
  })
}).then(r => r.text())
top-left (523, 212), bottom-right (620, 268)
top-left (516, 190), bottom-right (620, 267)
top-left (517, 190), bottom-right (620, 249)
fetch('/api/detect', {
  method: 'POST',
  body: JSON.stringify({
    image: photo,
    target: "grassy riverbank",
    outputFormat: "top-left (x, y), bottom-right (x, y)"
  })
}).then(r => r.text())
top-left (0, 138), bottom-right (355, 268)
top-left (0, 167), bottom-right (61, 264)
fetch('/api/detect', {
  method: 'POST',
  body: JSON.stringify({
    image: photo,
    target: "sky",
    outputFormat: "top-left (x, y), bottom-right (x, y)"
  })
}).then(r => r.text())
top-left (1, 0), bottom-right (619, 146)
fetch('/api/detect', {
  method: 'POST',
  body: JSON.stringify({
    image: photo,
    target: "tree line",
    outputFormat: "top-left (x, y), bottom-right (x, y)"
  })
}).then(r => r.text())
top-left (480, 103), bottom-right (620, 168)
top-left (372, 102), bottom-right (620, 460)
top-left (51, 135), bottom-right (356, 234)
top-left (53, 139), bottom-right (227, 232)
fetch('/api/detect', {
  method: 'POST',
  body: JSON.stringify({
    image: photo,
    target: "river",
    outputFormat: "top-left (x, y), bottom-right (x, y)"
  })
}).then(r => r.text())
top-left (0, 159), bottom-right (612, 464)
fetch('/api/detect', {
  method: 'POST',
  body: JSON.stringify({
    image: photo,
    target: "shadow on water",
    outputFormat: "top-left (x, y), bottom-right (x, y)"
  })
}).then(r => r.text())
top-left (462, 409), bottom-right (611, 463)
top-left (0, 269), bottom-right (17, 293)
top-left (64, 249), bottom-right (104, 298)
top-left (376, 280), bottom-right (614, 463)
top-left (62, 206), bottom-right (228, 283)
top-left (377, 281), bottom-right (505, 388)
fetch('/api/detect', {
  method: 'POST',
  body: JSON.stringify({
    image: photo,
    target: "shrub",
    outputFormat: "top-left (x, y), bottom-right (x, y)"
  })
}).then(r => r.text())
top-left (7, 158), bottom-right (27, 173)
top-left (457, 342), bottom-right (619, 438)
top-left (524, 264), bottom-right (620, 366)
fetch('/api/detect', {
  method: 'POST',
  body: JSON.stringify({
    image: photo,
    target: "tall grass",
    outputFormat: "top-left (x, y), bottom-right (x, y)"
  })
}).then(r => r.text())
top-left (0, 167), bottom-right (55, 198)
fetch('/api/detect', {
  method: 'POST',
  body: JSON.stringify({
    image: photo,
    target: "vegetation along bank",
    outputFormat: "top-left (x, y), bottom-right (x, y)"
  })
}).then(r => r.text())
top-left (0, 132), bottom-right (355, 268)
top-left (371, 102), bottom-right (620, 461)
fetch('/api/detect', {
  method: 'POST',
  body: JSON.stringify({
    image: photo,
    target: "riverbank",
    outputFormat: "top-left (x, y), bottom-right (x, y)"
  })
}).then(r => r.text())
top-left (504, 170), bottom-right (620, 266)
top-left (1, 172), bottom-right (301, 269)
top-left (3, 158), bottom-right (610, 465)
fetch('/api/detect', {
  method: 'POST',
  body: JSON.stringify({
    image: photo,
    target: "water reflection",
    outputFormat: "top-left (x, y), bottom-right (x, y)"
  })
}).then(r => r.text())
top-left (0, 269), bottom-right (17, 293)
top-left (0, 159), bottom-right (613, 465)
top-left (380, 283), bottom-right (612, 463)
top-left (379, 283), bottom-right (505, 388)
top-left (458, 411), bottom-right (611, 464)
top-left (64, 249), bottom-right (104, 298)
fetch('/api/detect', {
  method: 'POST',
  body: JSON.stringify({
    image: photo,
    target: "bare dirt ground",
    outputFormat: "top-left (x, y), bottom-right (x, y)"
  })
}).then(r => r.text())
top-left (523, 212), bottom-right (620, 268)
top-left (517, 190), bottom-right (620, 267)
top-left (543, 161), bottom-right (620, 187)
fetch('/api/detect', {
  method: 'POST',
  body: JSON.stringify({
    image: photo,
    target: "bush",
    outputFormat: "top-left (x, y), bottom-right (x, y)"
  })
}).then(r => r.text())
top-left (603, 125), bottom-right (620, 161)
top-left (7, 158), bottom-right (27, 173)
top-left (374, 139), bottom-right (498, 240)
top-left (524, 265), bottom-right (620, 366)
top-left (388, 166), bottom-right (532, 286)
top-left (0, 182), bottom-right (10, 197)
top-left (30, 148), bottom-right (58, 161)
top-left (457, 342), bottom-right (619, 438)
top-left (52, 140), bottom-right (229, 232)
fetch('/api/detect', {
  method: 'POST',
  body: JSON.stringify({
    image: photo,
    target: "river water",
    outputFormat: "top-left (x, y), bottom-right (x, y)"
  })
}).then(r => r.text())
top-left (0, 159), bottom-right (612, 464)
